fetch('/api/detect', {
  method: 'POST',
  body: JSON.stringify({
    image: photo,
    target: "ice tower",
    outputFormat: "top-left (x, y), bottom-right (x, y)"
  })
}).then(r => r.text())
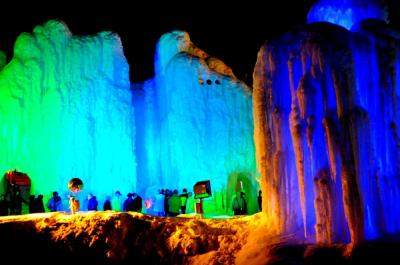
top-left (137, 31), bottom-right (257, 215)
top-left (254, 0), bottom-right (400, 244)
top-left (0, 20), bottom-right (136, 208)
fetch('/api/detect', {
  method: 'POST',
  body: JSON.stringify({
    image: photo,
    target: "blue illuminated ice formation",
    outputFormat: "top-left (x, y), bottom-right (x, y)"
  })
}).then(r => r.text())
top-left (254, 13), bottom-right (400, 244)
top-left (307, 0), bottom-right (388, 31)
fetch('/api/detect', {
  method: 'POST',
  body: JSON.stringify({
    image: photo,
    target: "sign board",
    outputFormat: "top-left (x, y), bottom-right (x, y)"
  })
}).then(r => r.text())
top-left (193, 180), bottom-right (212, 199)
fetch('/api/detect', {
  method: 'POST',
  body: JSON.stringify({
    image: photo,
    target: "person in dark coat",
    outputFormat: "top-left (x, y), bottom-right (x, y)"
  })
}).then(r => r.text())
top-left (130, 193), bottom-right (142, 212)
top-left (34, 195), bottom-right (45, 213)
top-left (0, 194), bottom-right (8, 216)
top-left (163, 189), bottom-right (170, 216)
top-left (123, 193), bottom-right (133, 211)
top-left (87, 193), bottom-right (98, 211)
top-left (29, 195), bottom-right (36, 213)
top-left (258, 190), bottom-right (262, 211)
top-left (103, 196), bottom-right (112, 211)
top-left (232, 191), bottom-right (247, 215)
top-left (10, 184), bottom-right (26, 215)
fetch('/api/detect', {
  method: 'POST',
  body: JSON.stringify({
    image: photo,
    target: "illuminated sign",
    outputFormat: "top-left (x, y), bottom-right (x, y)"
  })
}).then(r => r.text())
top-left (193, 180), bottom-right (212, 199)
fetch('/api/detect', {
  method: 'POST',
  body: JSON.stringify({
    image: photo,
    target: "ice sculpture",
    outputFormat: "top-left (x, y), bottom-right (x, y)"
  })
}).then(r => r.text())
top-left (145, 31), bottom-right (257, 215)
top-left (254, 3), bottom-right (400, 244)
top-left (0, 21), bottom-right (257, 216)
top-left (0, 20), bottom-right (136, 208)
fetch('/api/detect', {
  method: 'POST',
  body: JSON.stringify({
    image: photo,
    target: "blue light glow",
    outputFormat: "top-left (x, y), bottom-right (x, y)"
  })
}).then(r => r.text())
top-left (307, 0), bottom-right (388, 31)
top-left (254, 17), bottom-right (400, 243)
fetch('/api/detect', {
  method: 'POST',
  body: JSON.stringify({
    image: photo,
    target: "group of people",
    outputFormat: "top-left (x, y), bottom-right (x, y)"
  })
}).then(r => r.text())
top-left (0, 190), bottom-right (64, 216)
top-left (29, 194), bottom-right (45, 213)
top-left (0, 183), bottom-right (27, 215)
top-left (122, 192), bottom-right (143, 212)
top-left (76, 191), bottom-right (142, 213)
top-left (152, 188), bottom-right (191, 217)
top-left (231, 190), bottom-right (262, 215)
top-left (0, 185), bottom-right (263, 217)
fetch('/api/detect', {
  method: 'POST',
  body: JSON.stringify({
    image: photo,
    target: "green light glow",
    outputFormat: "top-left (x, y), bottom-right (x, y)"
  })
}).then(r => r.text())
top-left (0, 20), bottom-right (136, 211)
top-left (0, 24), bottom-right (257, 217)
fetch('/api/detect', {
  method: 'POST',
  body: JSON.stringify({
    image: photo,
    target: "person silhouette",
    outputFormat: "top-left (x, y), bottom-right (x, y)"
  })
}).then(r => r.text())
top-left (87, 193), bottom-right (98, 211)
top-left (153, 189), bottom-right (165, 216)
top-left (232, 191), bottom-right (247, 215)
top-left (69, 195), bottom-right (80, 214)
top-left (29, 195), bottom-right (36, 213)
top-left (179, 188), bottom-right (189, 214)
top-left (123, 193), bottom-right (133, 211)
top-left (0, 194), bottom-right (8, 216)
top-left (131, 193), bottom-right (143, 213)
top-left (10, 184), bottom-right (26, 215)
top-left (111, 191), bottom-right (123, 211)
top-left (47, 191), bottom-right (62, 212)
top-left (103, 196), bottom-right (112, 211)
top-left (34, 195), bottom-right (45, 213)
top-left (168, 190), bottom-right (181, 217)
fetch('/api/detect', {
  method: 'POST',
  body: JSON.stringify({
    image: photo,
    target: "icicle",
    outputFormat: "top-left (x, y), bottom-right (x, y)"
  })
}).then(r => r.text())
top-left (340, 164), bottom-right (364, 245)
top-left (289, 105), bottom-right (308, 238)
top-left (314, 168), bottom-right (333, 244)
top-left (322, 117), bottom-right (339, 183)
top-left (253, 46), bottom-right (281, 233)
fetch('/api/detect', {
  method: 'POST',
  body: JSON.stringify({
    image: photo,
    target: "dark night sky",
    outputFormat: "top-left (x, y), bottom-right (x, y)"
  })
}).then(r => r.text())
top-left (0, 1), bottom-right (398, 85)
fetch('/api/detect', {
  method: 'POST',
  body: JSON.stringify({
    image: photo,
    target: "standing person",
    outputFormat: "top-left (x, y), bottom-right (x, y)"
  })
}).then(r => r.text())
top-left (131, 193), bottom-right (143, 213)
top-left (29, 195), bottom-right (36, 213)
top-left (34, 195), bottom-right (45, 213)
top-left (87, 193), bottom-right (98, 211)
top-left (11, 184), bottom-right (27, 215)
top-left (258, 190), bottom-right (262, 211)
top-left (47, 191), bottom-right (62, 212)
top-left (123, 193), bottom-right (133, 211)
top-left (111, 191), bottom-right (123, 211)
top-left (179, 188), bottom-right (189, 214)
top-left (232, 191), bottom-right (247, 215)
top-left (168, 190), bottom-right (181, 217)
top-left (0, 194), bottom-right (8, 216)
top-left (103, 196), bottom-right (112, 211)
top-left (164, 189), bottom-right (170, 217)
top-left (185, 191), bottom-right (195, 214)
top-left (69, 195), bottom-right (80, 214)
top-left (153, 189), bottom-right (165, 216)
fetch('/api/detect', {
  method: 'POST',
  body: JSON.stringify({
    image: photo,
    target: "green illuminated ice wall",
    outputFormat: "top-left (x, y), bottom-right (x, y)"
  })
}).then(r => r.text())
top-left (0, 20), bottom-right (136, 207)
top-left (0, 22), bottom-right (257, 215)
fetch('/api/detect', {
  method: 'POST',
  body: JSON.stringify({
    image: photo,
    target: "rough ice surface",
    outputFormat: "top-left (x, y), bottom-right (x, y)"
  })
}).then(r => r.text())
top-left (137, 31), bottom-right (257, 215)
top-left (307, 0), bottom-right (388, 31)
top-left (0, 22), bottom-right (256, 216)
top-left (254, 18), bottom-right (400, 244)
top-left (0, 20), bottom-right (136, 207)
top-left (2, 212), bottom-right (400, 265)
